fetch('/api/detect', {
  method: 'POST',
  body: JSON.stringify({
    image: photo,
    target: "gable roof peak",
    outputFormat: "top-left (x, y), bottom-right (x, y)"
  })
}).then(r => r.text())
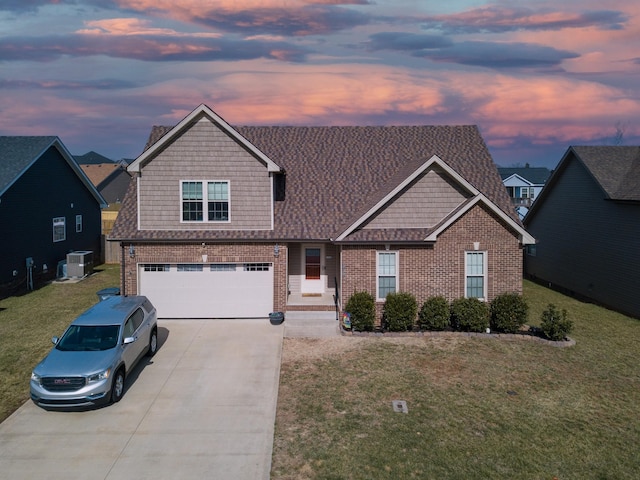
top-left (129, 103), bottom-right (282, 173)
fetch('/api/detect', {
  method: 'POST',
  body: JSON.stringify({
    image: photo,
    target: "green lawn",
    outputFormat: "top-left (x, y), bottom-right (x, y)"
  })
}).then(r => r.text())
top-left (272, 281), bottom-right (640, 479)
top-left (0, 265), bottom-right (120, 422)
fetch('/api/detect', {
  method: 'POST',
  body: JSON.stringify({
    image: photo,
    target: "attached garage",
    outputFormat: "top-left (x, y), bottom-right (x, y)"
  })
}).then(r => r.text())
top-left (138, 262), bottom-right (274, 318)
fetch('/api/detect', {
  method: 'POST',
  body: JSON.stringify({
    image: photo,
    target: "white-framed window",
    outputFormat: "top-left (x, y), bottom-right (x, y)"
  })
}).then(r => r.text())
top-left (181, 180), bottom-right (229, 222)
top-left (52, 217), bottom-right (66, 242)
top-left (377, 251), bottom-right (398, 300)
top-left (75, 214), bottom-right (83, 233)
top-left (465, 251), bottom-right (487, 300)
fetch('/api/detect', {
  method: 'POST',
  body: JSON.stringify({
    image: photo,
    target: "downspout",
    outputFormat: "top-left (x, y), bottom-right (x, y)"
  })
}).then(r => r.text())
top-left (120, 242), bottom-right (126, 296)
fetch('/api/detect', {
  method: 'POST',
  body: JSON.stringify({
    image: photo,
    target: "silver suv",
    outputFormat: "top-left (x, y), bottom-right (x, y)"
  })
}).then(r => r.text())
top-left (30, 295), bottom-right (158, 408)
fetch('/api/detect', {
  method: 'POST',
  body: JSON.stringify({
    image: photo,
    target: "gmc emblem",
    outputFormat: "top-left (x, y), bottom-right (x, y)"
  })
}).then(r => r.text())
top-left (54, 378), bottom-right (71, 385)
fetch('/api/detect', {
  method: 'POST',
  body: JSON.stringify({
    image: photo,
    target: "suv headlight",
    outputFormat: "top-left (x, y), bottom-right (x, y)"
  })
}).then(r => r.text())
top-left (88, 368), bottom-right (111, 383)
top-left (31, 372), bottom-right (42, 385)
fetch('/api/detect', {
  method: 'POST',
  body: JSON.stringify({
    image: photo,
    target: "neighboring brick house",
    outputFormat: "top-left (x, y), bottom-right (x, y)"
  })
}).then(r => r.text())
top-left (109, 104), bottom-right (534, 322)
top-left (524, 146), bottom-right (640, 319)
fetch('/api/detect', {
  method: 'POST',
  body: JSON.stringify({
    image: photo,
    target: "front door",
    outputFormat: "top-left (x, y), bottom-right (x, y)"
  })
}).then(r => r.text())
top-left (301, 245), bottom-right (324, 294)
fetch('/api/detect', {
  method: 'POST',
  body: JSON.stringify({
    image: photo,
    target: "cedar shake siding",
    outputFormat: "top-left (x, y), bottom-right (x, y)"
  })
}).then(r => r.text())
top-left (524, 146), bottom-right (640, 319)
top-left (137, 118), bottom-right (273, 231)
top-left (363, 166), bottom-right (471, 230)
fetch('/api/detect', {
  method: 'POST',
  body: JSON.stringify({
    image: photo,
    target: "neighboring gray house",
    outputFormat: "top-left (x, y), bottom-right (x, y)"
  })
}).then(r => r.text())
top-left (498, 165), bottom-right (551, 219)
top-left (524, 146), bottom-right (640, 319)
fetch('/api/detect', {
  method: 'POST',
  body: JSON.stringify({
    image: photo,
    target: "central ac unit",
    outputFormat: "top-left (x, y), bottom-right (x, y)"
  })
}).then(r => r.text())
top-left (66, 251), bottom-right (94, 277)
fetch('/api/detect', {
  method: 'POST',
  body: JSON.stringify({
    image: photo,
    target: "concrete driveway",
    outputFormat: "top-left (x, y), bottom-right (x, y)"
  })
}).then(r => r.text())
top-left (0, 319), bottom-right (284, 480)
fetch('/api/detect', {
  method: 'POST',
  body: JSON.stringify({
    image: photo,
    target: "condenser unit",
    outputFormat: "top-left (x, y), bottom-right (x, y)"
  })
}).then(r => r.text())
top-left (66, 251), bottom-right (94, 277)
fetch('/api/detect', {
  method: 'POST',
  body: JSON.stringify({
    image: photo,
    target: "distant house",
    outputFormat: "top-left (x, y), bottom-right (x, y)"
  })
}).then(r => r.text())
top-left (524, 146), bottom-right (640, 319)
top-left (79, 162), bottom-right (131, 205)
top-left (0, 137), bottom-right (107, 297)
top-left (498, 165), bottom-right (551, 219)
top-left (110, 104), bottom-right (534, 322)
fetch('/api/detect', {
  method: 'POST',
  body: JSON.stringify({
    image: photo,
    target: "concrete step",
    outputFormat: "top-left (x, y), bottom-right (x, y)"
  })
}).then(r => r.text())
top-left (283, 310), bottom-right (340, 338)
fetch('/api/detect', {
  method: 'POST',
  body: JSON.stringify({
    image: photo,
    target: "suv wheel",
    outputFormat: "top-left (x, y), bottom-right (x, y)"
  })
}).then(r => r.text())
top-left (111, 368), bottom-right (125, 403)
top-left (147, 327), bottom-right (158, 357)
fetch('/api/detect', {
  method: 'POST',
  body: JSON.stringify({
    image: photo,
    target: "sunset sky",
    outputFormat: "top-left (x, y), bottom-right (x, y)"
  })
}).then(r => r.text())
top-left (1, 1), bottom-right (638, 168)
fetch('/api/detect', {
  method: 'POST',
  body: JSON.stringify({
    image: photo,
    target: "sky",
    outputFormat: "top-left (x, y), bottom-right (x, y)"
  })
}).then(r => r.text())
top-left (0, 1), bottom-right (638, 169)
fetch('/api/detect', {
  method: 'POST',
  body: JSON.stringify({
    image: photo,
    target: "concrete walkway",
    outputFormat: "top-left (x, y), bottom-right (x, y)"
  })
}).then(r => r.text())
top-left (283, 311), bottom-right (340, 338)
top-left (0, 319), bottom-right (283, 480)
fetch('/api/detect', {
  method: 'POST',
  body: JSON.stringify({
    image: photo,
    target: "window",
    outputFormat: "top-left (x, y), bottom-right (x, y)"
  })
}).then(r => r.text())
top-left (208, 181), bottom-right (229, 221)
top-left (181, 181), bottom-right (229, 222)
top-left (53, 217), bottom-right (66, 242)
top-left (377, 251), bottom-right (398, 300)
top-left (243, 263), bottom-right (270, 271)
top-left (143, 264), bottom-right (170, 272)
top-left (465, 251), bottom-right (487, 300)
top-left (526, 244), bottom-right (537, 257)
top-left (182, 181), bottom-right (203, 221)
top-left (210, 264), bottom-right (236, 272)
top-left (75, 215), bottom-right (82, 233)
top-left (177, 264), bottom-right (203, 272)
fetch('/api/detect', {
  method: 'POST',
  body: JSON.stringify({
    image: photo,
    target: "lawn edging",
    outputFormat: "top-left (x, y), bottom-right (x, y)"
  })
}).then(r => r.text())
top-left (340, 326), bottom-right (576, 347)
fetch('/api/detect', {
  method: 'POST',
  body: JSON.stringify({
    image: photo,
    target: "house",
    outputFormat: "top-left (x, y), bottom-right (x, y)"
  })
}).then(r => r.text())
top-left (109, 104), bottom-right (534, 321)
top-left (79, 162), bottom-right (131, 205)
top-left (0, 137), bottom-right (107, 297)
top-left (524, 146), bottom-right (640, 319)
top-left (498, 164), bottom-right (551, 219)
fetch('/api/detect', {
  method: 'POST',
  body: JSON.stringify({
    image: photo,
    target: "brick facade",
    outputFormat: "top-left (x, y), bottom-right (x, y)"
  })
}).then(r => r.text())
top-left (340, 204), bottom-right (523, 326)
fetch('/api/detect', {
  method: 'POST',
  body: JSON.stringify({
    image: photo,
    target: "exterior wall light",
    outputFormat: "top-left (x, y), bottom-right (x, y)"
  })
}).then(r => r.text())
top-left (129, 244), bottom-right (135, 258)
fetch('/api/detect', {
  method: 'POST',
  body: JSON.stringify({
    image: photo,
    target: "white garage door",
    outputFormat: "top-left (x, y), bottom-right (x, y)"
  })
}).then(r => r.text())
top-left (138, 263), bottom-right (274, 318)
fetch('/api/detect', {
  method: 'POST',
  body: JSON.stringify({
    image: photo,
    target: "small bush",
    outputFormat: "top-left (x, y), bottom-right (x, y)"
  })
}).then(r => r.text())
top-left (345, 291), bottom-right (376, 331)
top-left (382, 292), bottom-right (417, 331)
top-left (418, 296), bottom-right (450, 331)
top-left (450, 297), bottom-right (489, 332)
top-left (540, 304), bottom-right (573, 341)
top-left (490, 292), bottom-right (529, 333)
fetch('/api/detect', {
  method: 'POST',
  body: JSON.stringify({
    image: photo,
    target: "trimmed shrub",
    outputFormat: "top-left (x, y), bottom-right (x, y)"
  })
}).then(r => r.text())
top-left (450, 297), bottom-right (489, 332)
top-left (418, 296), bottom-right (450, 331)
top-left (382, 292), bottom-right (418, 331)
top-left (490, 292), bottom-right (529, 333)
top-left (345, 291), bottom-right (376, 331)
top-left (540, 304), bottom-right (573, 341)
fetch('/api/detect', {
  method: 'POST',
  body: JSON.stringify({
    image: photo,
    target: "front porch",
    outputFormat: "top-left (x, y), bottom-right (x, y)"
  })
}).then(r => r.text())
top-left (286, 242), bottom-right (340, 312)
top-left (286, 291), bottom-right (337, 312)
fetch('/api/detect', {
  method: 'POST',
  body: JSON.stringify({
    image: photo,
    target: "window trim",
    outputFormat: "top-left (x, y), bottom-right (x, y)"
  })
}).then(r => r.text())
top-left (52, 217), bottom-right (66, 242)
top-left (465, 251), bottom-right (488, 301)
top-left (180, 180), bottom-right (231, 223)
top-left (376, 251), bottom-right (399, 301)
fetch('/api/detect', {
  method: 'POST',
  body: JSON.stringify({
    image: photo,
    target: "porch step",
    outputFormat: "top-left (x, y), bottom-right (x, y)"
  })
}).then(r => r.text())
top-left (283, 310), bottom-right (340, 338)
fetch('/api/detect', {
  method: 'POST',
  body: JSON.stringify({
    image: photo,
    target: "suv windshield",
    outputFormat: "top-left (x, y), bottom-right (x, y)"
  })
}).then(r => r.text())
top-left (56, 325), bottom-right (120, 351)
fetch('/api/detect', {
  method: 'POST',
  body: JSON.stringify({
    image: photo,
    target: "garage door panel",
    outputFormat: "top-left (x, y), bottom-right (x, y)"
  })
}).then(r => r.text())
top-left (139, 264), bottom-right (273, 318)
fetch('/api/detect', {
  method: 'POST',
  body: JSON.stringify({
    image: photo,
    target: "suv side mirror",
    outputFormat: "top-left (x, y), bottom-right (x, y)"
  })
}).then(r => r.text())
top-left (51, 336), bottom-right (59, 345)
top-left (123, 337), bottom-right (136, 345)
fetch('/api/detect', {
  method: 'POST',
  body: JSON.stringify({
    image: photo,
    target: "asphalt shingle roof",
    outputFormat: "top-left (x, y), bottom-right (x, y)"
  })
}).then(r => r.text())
top-left (0, 136), bottom-right (58, 194)
top-left (572, 146), bottom-right (640, 201)
top-left (111, 123), bottom-right (518, 242)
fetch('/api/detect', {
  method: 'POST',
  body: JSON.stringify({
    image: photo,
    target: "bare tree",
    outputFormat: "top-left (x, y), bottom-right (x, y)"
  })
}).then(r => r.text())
top-left (613, 121), bottom-right (627, 145)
